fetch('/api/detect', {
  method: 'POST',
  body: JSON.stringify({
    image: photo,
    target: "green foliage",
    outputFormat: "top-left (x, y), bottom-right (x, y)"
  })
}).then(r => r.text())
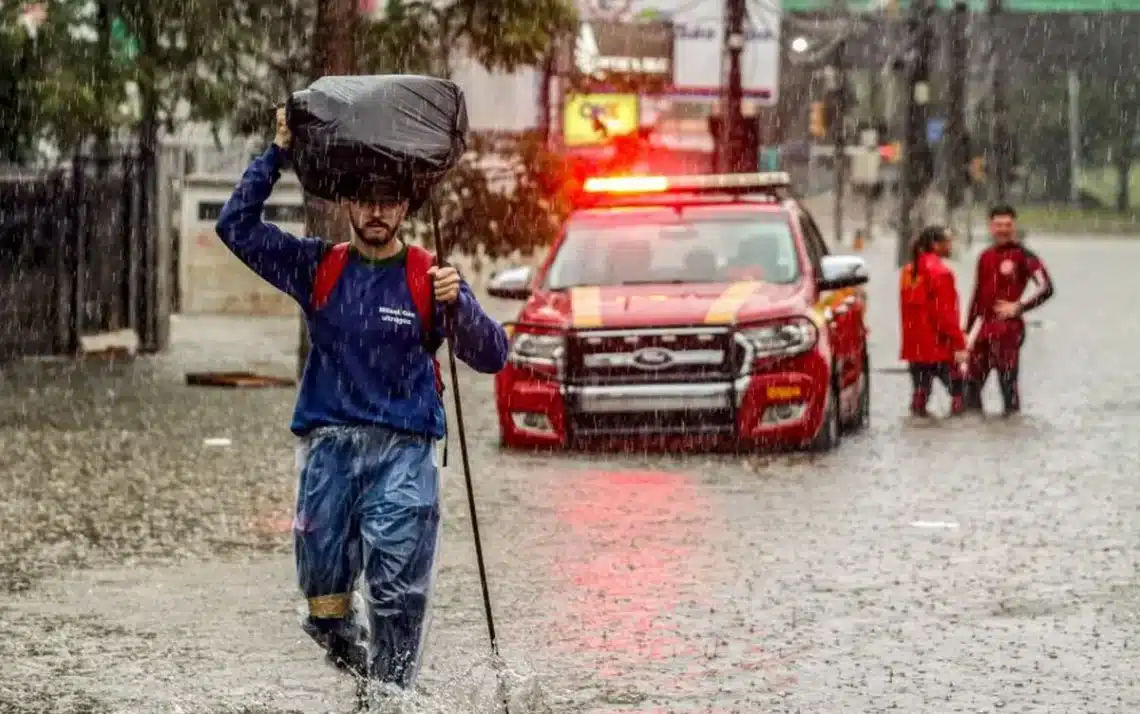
top-left (1006, 70), bottom-right (1140, 206)
top-left (180, 0), bottom-right (316, 138)
top-left (421, 133), bottom-right (573, 262)
top-left (351, 0), bottom-right (579, 259)
top-left (8, 0), bottom-right (579, 255)
top-left (359, 0), bottom-right (577, 77)
top-left (0, 0), bottom-right (121, 162)
top-left (0, 10), bottom-right (40, 163)
top-left (177, 0), bottom-right (577, 149)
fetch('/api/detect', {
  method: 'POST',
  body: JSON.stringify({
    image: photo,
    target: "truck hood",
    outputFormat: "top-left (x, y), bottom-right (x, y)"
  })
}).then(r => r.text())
top-left (517, 282), bottom-right (807, 330)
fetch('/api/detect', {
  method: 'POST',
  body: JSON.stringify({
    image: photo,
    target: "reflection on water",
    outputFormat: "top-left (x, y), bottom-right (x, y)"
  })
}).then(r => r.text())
top-left (540, 467), bottom-right (804, 709)
top-left (550, 470), bottom-right (710, 682)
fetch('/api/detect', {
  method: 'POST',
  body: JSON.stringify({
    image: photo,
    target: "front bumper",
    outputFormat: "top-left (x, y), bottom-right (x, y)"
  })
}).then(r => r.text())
top-left (495, 352), bottom-right (831, 450)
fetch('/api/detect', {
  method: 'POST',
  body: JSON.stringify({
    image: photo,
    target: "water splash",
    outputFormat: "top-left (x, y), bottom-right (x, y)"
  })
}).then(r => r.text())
top-left (353, 656), bottom-right (555, 714)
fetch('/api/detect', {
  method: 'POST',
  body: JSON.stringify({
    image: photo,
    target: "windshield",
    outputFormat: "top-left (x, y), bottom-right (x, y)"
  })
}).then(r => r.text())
top-left (544, 213), bottom-right (801, 290)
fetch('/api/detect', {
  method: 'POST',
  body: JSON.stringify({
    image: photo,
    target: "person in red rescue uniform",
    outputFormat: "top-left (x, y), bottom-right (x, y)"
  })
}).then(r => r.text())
top-left (962, 205), bottom-right (1055, 415)
top-left (899, 225), bottom-right (970, 417)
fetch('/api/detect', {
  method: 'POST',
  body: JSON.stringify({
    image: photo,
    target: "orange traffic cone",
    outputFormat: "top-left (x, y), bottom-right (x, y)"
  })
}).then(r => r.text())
top-left (853, 229), bottom-right (866, 251)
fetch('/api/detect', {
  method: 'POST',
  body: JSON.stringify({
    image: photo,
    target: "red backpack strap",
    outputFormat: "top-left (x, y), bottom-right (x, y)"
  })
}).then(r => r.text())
top-left (405, 244), bottom-right (444, 394)
top-left (405, 245), bottom-right (435, 338)
top-left (312, 242), bottom-right (351, 310)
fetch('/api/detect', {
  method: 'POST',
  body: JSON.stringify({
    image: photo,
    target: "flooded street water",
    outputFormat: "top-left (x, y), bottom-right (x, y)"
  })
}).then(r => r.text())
top-left (2, 238), bottom-right (1138, 713)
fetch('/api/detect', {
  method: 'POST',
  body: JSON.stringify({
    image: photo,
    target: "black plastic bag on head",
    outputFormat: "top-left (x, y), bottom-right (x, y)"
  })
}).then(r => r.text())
top-left (287, 74), bottom-right (468, 206)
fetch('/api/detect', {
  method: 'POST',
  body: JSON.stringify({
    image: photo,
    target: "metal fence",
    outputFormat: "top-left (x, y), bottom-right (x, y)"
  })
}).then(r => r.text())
top-left (0, 154), bottom-right (163, 360)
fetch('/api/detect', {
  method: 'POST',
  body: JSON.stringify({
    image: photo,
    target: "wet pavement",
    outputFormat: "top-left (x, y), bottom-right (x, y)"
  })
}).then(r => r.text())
top-left (2, 236), bottom-right (1138, 713)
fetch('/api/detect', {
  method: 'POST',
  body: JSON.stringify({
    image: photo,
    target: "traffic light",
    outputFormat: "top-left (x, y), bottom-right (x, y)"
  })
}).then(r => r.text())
top-left (810, 101), bottom-right (826, 138)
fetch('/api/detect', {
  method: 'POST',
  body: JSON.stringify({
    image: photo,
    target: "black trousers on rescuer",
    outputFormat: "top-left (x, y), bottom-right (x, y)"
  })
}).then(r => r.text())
top-left (908, 362), bottom-right (963, 415)
top-left (964, 324), bottom-right (1025, 414)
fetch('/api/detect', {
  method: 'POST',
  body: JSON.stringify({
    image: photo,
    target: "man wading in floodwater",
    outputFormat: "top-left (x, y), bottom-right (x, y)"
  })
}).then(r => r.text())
top-left (215, 108), bottom-right (508, 693)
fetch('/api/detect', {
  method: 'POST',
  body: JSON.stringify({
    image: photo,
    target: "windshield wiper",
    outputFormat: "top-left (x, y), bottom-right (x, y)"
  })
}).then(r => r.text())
top-left (614, 279), bottom-right (689, 286)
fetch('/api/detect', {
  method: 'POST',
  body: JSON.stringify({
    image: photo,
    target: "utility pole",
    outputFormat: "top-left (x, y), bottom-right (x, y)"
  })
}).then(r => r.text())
top-left (1067, 69), bottom-right (1081, 205)
top-left (988, 0), bottom-right (1008, 204)
top-left (886, 0), bottom-right (901, 143)
top-left (897, 0), bottom-right (935, 268)
top-left (136, 3), bottom-right (161, 349)
top-left (945, 1), bottom-right (968, 234)
top-left (828, 32), bottom-right (847, 246)
top-left (299, 0), bottom-right (359, 375)
top-left (718, 0), bottom-right (746, 173)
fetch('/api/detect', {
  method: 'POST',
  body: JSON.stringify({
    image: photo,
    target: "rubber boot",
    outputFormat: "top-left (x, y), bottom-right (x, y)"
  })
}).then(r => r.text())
top-left (368, 611), bottom-right (421, 689)
top-left (961, 381), bottom-right (984, 412)
top-left (910, 389), bottom-right (930, 417)
top-left (303, 616), bottom-right (368, 678)
top-left (950, 394), bottom-right (965, 416)
top-left (999, 375), bottom-right (1021, 416)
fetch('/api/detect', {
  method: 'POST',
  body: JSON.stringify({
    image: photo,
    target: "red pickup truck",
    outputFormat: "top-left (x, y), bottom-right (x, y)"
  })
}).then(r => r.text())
top-left (488, 172), bottom-right (870, 452)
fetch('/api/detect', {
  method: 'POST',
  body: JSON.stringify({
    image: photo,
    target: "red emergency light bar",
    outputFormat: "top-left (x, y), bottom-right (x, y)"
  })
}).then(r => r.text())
top-left (582, 172), bottom-right (792, 195)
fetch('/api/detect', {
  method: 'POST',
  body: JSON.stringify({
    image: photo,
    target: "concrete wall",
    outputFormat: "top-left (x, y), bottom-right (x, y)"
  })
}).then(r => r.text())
top-left (178, 174), bottom-right (305, 317)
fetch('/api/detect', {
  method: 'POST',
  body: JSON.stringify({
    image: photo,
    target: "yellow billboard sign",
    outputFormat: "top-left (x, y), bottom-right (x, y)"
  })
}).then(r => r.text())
top-left (563, 94), bottom-right (639, 147)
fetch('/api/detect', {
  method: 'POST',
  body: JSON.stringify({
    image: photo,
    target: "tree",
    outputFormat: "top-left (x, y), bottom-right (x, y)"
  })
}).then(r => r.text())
top-left (0, 0), bottom-right (120, 163)
top-left (1003, 66), bottom-right (1139, 211)
top-left (0, 8), bottom-right (41, 164)
top-left (291, 0), bottom-right (359, 375)
top-left (420, 132), bottom-right (573, 266)
top-left (353, 0), bottom-right (579, 266)
top-left (263, 0), bottom-right (575, 369)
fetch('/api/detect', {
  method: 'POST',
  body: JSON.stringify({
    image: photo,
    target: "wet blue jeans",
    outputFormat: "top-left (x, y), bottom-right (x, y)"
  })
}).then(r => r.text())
top-left (293, 425), bottom-right (440, 687)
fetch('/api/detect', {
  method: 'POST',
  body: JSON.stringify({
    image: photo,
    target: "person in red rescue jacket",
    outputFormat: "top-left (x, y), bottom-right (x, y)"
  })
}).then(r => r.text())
top-left (899, 225), bottom-right (970, 417)
top-left (962, 205), bottom-right (1054, 415)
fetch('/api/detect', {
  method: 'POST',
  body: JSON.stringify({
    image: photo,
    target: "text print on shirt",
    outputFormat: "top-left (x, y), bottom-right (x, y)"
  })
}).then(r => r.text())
top-left (379, 306), bottom-right (418, 327)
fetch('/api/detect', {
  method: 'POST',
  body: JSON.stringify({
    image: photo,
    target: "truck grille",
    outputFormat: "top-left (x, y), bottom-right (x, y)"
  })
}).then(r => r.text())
top-left (568, 409), bottom-right (736, 439)
top-left (565, 327), bottom-right (745, 386)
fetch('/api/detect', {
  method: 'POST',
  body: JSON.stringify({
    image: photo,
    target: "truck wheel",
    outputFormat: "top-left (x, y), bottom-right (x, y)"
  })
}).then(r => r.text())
top-left (843, 351), bottom-right (871, 434)
top-left (809, 377), bottom-right (842, 452)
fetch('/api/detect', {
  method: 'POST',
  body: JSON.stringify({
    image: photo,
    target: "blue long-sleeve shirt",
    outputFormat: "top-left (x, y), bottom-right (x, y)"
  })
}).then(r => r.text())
top-left (215, 145), bottom-right (508, 439)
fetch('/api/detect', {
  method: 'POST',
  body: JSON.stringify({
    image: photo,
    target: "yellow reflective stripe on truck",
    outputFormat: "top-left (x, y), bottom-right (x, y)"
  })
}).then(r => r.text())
top-left (570, 286), bottom-right (604, 328)
top-left (811, 287), bottom-right (857, 324)
top-left (704, 281), bottom-right (762, 324)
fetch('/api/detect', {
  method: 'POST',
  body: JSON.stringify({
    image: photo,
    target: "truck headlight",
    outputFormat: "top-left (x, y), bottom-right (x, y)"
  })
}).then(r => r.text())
top-left (739, 318), bottom-right (819, 359)
top-left (508, 331), bottom-right (565, 375)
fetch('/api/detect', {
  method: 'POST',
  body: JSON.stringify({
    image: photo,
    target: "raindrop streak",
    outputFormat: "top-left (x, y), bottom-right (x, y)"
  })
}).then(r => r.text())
top-left (910, 520), bottom-right (960, 529)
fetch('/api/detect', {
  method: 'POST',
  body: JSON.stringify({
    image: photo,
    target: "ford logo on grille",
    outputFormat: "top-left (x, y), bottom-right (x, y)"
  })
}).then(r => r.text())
top-left (630, 347), bottom-right (675, 370)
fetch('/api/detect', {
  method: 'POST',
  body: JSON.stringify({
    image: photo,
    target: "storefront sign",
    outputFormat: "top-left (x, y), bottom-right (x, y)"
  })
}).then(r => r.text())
top-left (567, 0), bottom-right (780, 103)
top-left (573, 21), bottom-right (674, 82)
top-left (563, 94), bottom-right (640, 147)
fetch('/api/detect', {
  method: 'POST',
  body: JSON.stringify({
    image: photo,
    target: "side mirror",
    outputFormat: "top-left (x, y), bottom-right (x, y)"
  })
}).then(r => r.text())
top-left (818, 254), bottom-right (869, 291)
top-left (487, 265), bottom-right (533, 300)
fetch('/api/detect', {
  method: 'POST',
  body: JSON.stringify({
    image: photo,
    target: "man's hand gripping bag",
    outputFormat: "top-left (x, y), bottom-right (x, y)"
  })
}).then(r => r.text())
top-left (286, 74), bottom-right (468, 206)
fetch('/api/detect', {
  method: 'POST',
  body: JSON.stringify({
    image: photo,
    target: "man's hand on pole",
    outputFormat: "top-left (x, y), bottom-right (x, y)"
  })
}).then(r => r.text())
top-left (274, 107), bottom-right (292, 149)
top-left (428, 266), bottom-right (461, 304)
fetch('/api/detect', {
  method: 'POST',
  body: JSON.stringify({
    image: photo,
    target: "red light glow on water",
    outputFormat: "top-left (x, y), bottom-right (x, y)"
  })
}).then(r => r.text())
top-left (544, 468), bottom-right (802, 700)
top-left (548, 470), bottom-right (713, 678)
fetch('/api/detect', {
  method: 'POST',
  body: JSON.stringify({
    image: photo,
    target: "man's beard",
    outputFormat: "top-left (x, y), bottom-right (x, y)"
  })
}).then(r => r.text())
top-left (353, 221), bottom-right (395, 246)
